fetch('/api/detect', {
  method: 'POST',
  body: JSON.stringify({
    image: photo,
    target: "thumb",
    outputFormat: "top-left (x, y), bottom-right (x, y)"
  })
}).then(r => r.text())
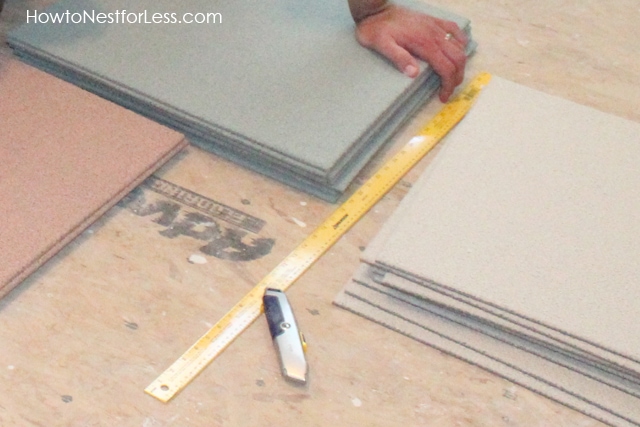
top-left (361, 34), bottom-right (420, 78)
top-left (385, 41), bottom-right (420, 77)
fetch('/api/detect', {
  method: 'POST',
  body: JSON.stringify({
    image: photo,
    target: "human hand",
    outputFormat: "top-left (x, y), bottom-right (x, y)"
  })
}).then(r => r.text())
top-left (354, 5), bottom-right (468, 102)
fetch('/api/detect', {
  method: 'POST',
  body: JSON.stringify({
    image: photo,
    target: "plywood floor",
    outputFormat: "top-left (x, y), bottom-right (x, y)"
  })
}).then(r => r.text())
top-left (1, 1), bottom-right (638, 426)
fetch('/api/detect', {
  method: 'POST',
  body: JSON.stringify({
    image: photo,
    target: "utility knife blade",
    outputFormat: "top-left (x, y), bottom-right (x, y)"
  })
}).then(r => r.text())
top-left (263, 288), bottom-right (308, 384)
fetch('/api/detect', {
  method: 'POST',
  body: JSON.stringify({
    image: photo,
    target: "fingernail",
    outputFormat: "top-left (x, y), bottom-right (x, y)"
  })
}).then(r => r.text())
top-left (403, 64), bottom-right (418, 77)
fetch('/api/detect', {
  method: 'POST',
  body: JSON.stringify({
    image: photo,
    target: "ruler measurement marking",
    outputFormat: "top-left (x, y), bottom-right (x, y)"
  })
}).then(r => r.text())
top-left (145, 73), bottom-right (492, 402)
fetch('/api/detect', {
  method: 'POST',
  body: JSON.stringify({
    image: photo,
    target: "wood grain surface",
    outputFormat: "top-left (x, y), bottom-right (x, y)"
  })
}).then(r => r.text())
top-left (1, 1), bottom-right (638, 426)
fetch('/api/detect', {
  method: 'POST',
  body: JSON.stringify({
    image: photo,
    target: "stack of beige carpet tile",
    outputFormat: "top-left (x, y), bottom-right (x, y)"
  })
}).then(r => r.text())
top-left (336, 76), bottom-right (640, 426)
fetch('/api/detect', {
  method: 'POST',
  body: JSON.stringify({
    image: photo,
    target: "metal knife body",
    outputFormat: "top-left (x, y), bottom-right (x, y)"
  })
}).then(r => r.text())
top-left (263, 288), bottom-right (308, 384)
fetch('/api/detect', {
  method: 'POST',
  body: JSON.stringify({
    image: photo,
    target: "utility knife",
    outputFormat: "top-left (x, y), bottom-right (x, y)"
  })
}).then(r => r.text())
top-left (263, 288), bottom-right (308, 384)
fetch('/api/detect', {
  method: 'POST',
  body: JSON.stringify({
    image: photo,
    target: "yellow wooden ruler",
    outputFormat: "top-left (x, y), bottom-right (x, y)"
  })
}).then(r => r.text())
top-left (145, 72), bottom-right (492, 402)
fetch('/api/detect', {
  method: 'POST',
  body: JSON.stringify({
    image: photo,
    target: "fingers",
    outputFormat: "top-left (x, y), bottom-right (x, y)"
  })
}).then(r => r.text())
top-left (411, 21), bottom-right (467, 102)
top-left (354, 6), bottom-right (469, 102)
top-left (424, 47), bottom-right (459, 102)
top-left (367, 34), bottom-right (421, 78)
top-left (440, 19), bottom-right (468, 47)
top-left (437, 36), bottom-right (467, 101)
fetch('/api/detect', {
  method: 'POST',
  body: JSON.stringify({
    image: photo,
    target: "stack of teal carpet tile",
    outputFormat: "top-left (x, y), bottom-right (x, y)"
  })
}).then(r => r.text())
top-left (8, 0), bottom-right (475, 202)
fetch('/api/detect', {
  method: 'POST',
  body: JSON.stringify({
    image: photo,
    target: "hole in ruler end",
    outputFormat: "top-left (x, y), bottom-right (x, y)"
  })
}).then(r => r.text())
top-left (161, 385), bottom-right (170, 392)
